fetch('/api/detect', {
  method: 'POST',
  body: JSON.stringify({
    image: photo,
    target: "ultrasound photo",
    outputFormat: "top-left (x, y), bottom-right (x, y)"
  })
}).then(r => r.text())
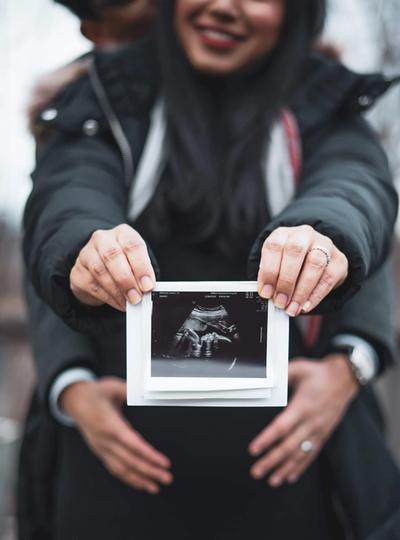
top-left (151, 291), bottom-right (268, 378)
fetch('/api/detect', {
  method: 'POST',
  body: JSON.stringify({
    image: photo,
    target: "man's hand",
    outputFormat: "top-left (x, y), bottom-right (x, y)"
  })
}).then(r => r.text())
top-left (258, 225), bottom-right (348, 316)
top-left (70, 224), bottom-right (156, 311)
top-left (60, 377), bottom-right (173, 494)
top-left (248, 355), bottom-right (359, 487)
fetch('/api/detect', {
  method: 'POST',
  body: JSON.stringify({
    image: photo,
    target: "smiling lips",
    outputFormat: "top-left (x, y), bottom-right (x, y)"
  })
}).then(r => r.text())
top-left (197, 26), bottom-right (245, 51)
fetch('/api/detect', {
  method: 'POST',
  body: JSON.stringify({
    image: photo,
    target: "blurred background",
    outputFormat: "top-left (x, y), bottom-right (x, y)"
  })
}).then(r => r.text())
top-left (0, 0), bottom-right (399, 538)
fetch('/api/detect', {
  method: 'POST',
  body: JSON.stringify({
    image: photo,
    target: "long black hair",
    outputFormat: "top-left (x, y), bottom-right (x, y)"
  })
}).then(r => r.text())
top-left (151, 0), bottom-right (326, 255)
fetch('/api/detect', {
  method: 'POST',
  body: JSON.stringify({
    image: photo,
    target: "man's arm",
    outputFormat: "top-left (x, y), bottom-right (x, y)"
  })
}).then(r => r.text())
top-left (25, 282), bottom-right (98, 423)
top-left (321, 262), bottom-right (397, 374)
top-left (249, 115), bottom-right (398, 312)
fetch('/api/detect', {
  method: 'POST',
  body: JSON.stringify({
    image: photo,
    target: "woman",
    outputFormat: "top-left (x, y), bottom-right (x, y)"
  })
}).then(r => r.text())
top-left (24, 1), bottom-right (398, 538)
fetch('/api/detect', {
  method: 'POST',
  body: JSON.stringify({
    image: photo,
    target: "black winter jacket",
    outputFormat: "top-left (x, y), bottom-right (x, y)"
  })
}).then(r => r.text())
top-left (23, 41), bottom-right (398, 335)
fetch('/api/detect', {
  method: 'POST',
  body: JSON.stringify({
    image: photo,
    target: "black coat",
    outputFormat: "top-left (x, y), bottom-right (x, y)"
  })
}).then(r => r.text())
top-left (21, 41), bottom-right (400, 539)
top-left (23, 42), bottom-right (398, 334)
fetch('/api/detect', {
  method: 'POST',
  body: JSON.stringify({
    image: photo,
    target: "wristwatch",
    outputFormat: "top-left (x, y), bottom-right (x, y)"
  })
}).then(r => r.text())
top-left (331, 335), bottom-right (379, 386)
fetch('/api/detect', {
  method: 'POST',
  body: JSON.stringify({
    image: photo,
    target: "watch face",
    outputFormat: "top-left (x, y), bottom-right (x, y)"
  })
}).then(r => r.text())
top-left (332, 344), bottom-right (373, 385)
top-left (351, 347), bottom-right (375, 384)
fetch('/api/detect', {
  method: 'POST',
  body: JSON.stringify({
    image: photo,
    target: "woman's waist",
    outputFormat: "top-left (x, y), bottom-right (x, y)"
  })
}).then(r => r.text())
top-left (124, 405), bottom-right (280, 477)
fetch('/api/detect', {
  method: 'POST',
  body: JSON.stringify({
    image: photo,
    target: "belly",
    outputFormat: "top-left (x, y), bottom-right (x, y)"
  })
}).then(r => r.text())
top-left (125, 405), bottom-right (281, 483)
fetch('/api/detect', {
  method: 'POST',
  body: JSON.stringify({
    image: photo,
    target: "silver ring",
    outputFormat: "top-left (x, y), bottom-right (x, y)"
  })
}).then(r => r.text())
top-left (308, 246), bottom-right (331, 267)
top-left (300, 440), bottom-right (314, 454)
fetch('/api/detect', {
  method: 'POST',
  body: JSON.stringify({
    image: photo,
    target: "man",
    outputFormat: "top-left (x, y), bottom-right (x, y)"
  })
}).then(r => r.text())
top-left (56, 0), bottom-right (155, 46)
top-left (28, 0), bottom-right (156, 138)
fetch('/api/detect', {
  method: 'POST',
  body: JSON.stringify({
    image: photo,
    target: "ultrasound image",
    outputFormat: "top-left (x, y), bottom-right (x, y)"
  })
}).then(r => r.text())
top-left (151, 292), bottom-right (267, 378)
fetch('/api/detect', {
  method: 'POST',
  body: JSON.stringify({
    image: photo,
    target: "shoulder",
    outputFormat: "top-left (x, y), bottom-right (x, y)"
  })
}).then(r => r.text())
top-left (290, 52), bottom-right (397, 137)
top-left (35, 36), bottom-right (159, 141)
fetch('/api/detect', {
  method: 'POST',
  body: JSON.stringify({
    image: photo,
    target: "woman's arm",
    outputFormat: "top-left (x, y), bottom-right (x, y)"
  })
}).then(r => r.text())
top-left (24, 133), bottom-right (135, 332)
top-left (250, 114), bottom-right (398, 313)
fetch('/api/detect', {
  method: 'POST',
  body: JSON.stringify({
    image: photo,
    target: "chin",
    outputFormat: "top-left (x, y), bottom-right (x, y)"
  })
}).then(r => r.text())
top-left (189, 54), bottom-right (241, 76)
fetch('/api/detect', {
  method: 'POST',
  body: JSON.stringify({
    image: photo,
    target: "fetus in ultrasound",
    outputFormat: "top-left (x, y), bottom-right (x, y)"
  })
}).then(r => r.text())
top-left (171, 305), bottom-right (239, 363)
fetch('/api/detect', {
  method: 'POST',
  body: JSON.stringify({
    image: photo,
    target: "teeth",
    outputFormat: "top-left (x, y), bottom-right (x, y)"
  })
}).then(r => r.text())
top-left (202, 29), bottom-right (235, 42)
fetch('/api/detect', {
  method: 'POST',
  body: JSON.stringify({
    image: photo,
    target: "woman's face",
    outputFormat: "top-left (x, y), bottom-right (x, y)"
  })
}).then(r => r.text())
top-left (175, 0), bottom-right (285, 75)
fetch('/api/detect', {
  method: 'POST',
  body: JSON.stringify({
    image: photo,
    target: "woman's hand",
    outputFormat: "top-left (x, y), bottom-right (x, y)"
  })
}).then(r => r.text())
top-left (60, 377), bottom-right (173, 494)
top-left (248, 355), bottom-right (359, 487)
top-left (258, 225), bottom-right (348, 316)
top-left (70, 224), bottom-right (156, 311)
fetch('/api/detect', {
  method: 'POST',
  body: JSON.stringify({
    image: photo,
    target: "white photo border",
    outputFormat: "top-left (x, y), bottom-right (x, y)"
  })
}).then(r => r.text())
top-left (127, 282), bottom-right (289, 407)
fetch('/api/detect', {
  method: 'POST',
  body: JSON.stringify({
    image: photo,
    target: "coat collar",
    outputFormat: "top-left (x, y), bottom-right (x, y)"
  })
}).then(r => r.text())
top-left (37, 42), bottom-right (399, 139)
top-left (93, 36), bottom-right (160, 119)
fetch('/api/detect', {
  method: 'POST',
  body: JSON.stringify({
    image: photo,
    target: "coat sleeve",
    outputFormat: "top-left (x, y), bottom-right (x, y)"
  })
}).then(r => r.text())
top-left (23, 132), bottom-right (128, 332)
top-left (25, 281), bottom-right (98, 406)
top-left (248, 114), bottom-right (399, 312)
top-left (316, 262), bottom-right (398, 371)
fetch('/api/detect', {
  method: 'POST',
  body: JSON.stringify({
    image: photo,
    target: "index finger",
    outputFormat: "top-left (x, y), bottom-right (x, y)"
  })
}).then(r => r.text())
top-left (272, 226), bottom-right (313, 311)
top-left (91, 231), bottom-right (140, 304)
top-left (117, 421), bottom-right (171, 469)
top-left (258, 228), bottom-right (290, 299)
top-left (116, 225), bottom-right (156, 294)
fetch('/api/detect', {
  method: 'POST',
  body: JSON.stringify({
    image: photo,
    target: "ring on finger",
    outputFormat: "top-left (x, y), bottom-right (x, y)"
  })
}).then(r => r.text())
top-left (308, 246), bottom-right (331, 268)
top-left (300, 440), bottom-right (314, 454)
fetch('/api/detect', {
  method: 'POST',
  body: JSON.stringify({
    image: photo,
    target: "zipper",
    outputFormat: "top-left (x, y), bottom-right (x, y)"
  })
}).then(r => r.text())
top-left (88, 59), bottom-right (134, 187)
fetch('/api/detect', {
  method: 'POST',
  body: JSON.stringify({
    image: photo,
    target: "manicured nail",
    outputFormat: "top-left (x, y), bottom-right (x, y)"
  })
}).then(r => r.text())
top-left (274, 293), bottom-right (288, 309)
top-left (127, 288), bottom-right (142, 305)
top-left (140, 275), bottom-right (154, 292)
top-left (286, 302), bottom-right (299, 317)
top-left (302, 300), bottom-right (312, 313)
top-left (261, 284), bottom-right (274, 299)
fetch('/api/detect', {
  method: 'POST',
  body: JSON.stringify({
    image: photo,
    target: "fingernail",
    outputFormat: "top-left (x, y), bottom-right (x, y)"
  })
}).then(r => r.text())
top-left (162, 458), bottom-right (171, 469)
top-left (302, 300), bottom-right (312, 313)
top-left (261, 284), bottom-right (274, 299)
top-left (140, 275), bottom-right (154, 292)
top-left (274, 293), bottom-right (288, 309)
top-left (269, 476), bottom-right (282, 487)
top-left (286, 302), bottom-right (300, 317)
top-left (157, 455), bottom-right (171, 469)
top-left (250, 467), bottom-right (264, 480)
top-left (161, 473), bottom-right (174, 485)
top-left (249, 445), bottom-right (259, 456)
top-left (127, 289), bottom-right (142, 305)
top-left (147, 484), bottom-right (159, 495)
